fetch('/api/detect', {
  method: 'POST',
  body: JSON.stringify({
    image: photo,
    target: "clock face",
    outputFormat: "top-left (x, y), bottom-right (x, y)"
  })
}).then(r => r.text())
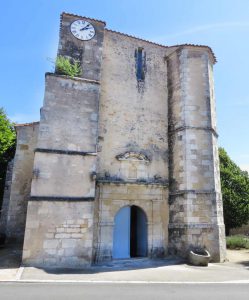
top-left (70, 20), bottom-right (95, 41)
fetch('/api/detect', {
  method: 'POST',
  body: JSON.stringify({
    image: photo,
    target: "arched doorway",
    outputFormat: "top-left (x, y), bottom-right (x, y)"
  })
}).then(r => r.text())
top-left (113, 205), bottom-right (147, 259)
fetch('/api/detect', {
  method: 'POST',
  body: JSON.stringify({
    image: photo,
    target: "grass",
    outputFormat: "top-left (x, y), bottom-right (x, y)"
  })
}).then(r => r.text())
top-left (226, 235), bottom-right (249, 249)
top-left (55, 56), bottom-right (82, 78)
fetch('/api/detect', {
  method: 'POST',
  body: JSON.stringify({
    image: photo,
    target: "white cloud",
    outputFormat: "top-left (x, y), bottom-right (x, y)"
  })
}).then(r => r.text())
top-left (155, 21), bottom-right (249, 41)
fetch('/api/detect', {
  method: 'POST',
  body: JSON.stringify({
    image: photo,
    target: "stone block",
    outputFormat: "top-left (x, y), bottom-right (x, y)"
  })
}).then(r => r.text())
top-left (45, 249), bottom-right (57, 255)
top-left (64, 248), bottom-right (75, 257)
top-left (62, 239), bottom-right (77, 248)
top-left (55, 233), bottom-right (71, 239)
top-left (26, 220), bottom-right (39, 229)
top-left (71, 233), bottom-right (84, 238)
top-left (65, 228), bottom-right (81, 233)
top-left (45, 233), bottom-right (54, 239)
top-left (44, 258), bottom-right (57, 265)
top-left (22, 250), bottom-right (30, 259)
top-left (58, 249), bottom-right (64, 256)
top-left (43, 240), bottom-right (59, 249)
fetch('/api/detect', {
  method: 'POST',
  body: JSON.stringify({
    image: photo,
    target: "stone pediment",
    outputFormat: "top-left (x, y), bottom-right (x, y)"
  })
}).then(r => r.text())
top-left (116, 152), bottom-right (150, 163)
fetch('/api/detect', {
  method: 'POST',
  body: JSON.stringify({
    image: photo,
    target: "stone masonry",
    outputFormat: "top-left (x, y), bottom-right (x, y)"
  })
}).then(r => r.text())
top-left (0, 123), bottom-right (39, 243)
top-left (167, 48), bottom-right (226, 261)
top-left (0, 160), bottom-right (14, 237)
top-left (0, 12), bottom-right (226, 267)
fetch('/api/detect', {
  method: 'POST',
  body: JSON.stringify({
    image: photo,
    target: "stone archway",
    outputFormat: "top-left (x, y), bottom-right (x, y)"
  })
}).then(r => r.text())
top-left (113, 205), bottom-right (148, 259)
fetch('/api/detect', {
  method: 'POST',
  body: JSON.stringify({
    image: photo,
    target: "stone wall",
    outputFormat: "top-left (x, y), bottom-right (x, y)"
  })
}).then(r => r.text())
top-left (23, 201), bottom-right (94, 267)
top-left (18, 12), bottom-right (227, 266)
top-left (167, 47), bottom-right (226, 262)
top-left (94, 31), bottom-right (174, 262)
top-left (58, 13), bottom-right (105, 81)
top-left (98, 31), bottom-right (175, 182)
top-left (94, 182), bottom-right (168, 262)
top-left (0, 160), bottom-right (14, 235)
top-left (3, 123), bottom-right (39, 243)
top-left (22, 11), bottom-right (106, 267)
top-left (37, 74), bottom-right (100, 152)
top-left (22, 74), bottom-right (102, 267)
top-left (31, 152), bottom-right (96, 198)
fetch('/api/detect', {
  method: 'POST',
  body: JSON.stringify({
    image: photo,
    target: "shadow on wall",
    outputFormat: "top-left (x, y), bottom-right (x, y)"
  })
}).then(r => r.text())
top-left (0, 244), bottom-right (22, 269)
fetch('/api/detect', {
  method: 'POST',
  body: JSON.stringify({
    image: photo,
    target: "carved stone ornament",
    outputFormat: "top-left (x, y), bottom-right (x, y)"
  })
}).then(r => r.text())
top-left (116, 152), bottom-right (150, 163)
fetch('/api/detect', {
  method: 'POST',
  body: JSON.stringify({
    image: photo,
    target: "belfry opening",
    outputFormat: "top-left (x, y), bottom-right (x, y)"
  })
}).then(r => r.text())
top-left (113, 205), bottom-right (148, 259)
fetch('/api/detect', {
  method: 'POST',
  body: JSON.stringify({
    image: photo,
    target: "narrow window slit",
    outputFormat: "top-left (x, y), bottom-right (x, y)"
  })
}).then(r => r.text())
top-left (135, 48), bottom-right (146, 81)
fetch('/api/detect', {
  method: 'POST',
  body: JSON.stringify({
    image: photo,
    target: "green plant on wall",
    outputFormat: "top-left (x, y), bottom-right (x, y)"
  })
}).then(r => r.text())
top-left (219, 147), bottom-right (249, 235)
top-left (55, 56), bottom-right (82, 78)
top-left (0, 108), bottom-right (16, 208)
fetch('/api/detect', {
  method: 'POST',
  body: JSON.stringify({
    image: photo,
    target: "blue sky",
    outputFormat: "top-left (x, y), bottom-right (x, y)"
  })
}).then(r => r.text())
top-left (1, 0), bottom-right (249, 171)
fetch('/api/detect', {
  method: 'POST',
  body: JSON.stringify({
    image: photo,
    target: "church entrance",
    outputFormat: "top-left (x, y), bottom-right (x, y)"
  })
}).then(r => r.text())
top-left (113, 205), bottom-right (147, 259)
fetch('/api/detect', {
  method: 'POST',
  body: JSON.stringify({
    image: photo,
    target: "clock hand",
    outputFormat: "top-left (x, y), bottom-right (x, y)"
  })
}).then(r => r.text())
top-left (80, 24), bottom-right (90, 31)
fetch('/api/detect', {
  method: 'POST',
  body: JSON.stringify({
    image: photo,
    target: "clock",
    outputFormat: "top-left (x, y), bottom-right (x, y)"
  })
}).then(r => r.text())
top-left (70, 20), bottom-right (95, 41)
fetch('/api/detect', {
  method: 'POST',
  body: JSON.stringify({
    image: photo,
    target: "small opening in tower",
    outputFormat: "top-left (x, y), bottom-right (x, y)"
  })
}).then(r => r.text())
top-left (136, 48), bottom-right (145, 81)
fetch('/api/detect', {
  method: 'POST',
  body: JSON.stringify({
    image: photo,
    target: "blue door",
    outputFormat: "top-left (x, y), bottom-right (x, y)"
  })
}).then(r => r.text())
top-left (113, 205), bottom-right (148, 259)
top-left (113, 206), bottom-right (131, 259)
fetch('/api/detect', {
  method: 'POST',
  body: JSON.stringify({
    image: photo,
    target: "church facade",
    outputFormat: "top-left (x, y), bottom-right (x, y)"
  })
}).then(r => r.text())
top-left (0, 12), bottom-right (226, 267)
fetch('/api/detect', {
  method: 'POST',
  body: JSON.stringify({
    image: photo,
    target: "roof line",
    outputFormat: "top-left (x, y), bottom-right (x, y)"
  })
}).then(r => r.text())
top-left (60, 12), bottom-right (216, 63)
top-left (15, 121), bottom-right (40, 127)
top-left (170, 44), bottom-right (217, 63)
top-left (106, 28), bottom-right (216, 63)
top-left (61, 12), bottom-right (106, 25)
top-left (105, 28), bottom-right (169, 49)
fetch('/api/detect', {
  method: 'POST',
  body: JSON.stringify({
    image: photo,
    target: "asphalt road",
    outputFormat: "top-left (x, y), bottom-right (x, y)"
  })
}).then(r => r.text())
top-left (0, 283), bottom-right (249, 300)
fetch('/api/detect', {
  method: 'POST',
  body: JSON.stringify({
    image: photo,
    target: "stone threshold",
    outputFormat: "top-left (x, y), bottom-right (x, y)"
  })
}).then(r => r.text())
top-left (94, 256), bottom-right (184, 269)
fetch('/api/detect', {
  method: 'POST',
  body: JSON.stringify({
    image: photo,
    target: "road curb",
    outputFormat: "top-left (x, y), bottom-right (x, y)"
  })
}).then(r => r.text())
top-left (1, 280), bottom-right (249, 284)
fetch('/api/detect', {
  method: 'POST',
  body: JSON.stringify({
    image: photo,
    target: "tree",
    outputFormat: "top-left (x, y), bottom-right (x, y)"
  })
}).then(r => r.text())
top-left (219, 147), bottom-right (249, 235)
top-left (0, 108), bottom-right (16, 208)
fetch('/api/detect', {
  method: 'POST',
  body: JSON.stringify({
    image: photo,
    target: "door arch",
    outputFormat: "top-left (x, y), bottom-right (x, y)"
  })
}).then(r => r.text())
top-left (113, 205), bottom-right (147, 259)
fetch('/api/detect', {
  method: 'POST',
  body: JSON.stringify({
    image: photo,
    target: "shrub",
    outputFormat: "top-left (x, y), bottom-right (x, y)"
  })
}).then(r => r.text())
top-left (226, 235), bottom-right (249, 249)
top-left (55, 56), bottom-right (82, 78)
top-left (219, 148), bottom-right (249, 235)
top-left (0, 108), bottom-right (16, 209)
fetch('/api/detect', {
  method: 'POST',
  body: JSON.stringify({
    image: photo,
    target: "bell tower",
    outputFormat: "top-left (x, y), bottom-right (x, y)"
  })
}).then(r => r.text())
top-left (167, 46), bottom-right (226, 262)
top-left (22, 13), bottom-right (105, 268)
top-left (57, 13), bottom-right (105, 81)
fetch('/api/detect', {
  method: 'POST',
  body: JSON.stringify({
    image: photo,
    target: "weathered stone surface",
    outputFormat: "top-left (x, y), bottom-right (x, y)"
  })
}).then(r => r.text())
top-left (0, 160), bottom-right (14, 235)
top-left (94, 182), bottom-right (169, 261)
top-left (1, 123), bottom-right (39, 243)
top-left (98, 30), bottom-right (171, 183)
top-left (167, 48), bottom-right (226, 262)
top-left (22, 201), bottom-right (94, 268)
top-left (1, 12), bottom-right (226, 267)
top-left (38, 74), bottom-right (100, 152)
top-left (58, 14), bottom-right (105, 81)
top-left (31, 152), bottom-right (96, 198)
